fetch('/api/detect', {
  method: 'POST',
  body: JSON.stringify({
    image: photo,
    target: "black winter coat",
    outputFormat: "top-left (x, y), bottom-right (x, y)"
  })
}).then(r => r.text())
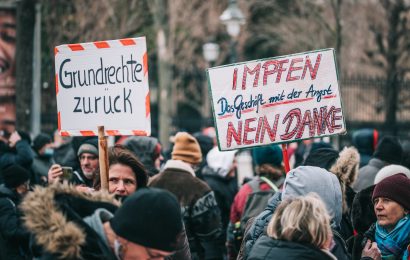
top-left (150, 162), bottom-right (223, 260)
top-left (0, 185), bottom-right (31, 259)
top-left (248, 235), bottom-right (336, 260)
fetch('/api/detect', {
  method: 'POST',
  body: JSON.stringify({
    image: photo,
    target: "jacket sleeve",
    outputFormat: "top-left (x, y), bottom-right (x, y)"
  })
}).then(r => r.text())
top-left (190, 191), bottom-right (224, 259)
top-left (166, 223), bottom-right (191, 260)
top-left (0, 140), bottom-right (34, 168)
top-left (0, 198), bottom-right (30, 242)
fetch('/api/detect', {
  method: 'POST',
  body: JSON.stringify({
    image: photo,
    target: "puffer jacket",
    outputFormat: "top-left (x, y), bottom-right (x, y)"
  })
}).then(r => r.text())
top-left (0, 184), bottom-right (31, 259)
top-left (248, 235), bottom-right (336, 260)
top-left (241, 166), bottom-right (350, 260)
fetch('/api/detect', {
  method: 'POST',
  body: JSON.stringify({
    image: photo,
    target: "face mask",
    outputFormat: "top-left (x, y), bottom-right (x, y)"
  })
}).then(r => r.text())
top-left (44, 148), bottom-right (54, 157)
top-left (114, 239), bottom-right (124, 260)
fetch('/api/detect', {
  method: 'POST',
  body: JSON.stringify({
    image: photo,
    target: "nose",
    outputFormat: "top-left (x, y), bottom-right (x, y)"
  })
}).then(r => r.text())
top-left (374, 200), bottom-right (383, 210)
top-left (116, 180), bottom-right (125, 192)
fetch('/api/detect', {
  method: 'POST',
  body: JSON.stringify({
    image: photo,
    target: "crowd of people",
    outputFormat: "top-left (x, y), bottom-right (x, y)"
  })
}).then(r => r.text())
top-left (0, 121), bottom-right (409, 260)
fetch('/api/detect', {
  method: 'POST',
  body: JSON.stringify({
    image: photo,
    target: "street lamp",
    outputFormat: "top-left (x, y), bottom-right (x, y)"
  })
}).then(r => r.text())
top-left (202, 42), bottom-right (220, 120)
top-left (220, 0), bottom-right (245, 63)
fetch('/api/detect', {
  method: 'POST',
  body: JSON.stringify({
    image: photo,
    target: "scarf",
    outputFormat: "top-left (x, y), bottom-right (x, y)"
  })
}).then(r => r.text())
top-left (375, 215), bottom-right (410, 260)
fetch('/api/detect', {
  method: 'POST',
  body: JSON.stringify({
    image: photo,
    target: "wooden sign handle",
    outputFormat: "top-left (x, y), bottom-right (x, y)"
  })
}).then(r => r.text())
top-left (98, 126), bottom-right (109, 191)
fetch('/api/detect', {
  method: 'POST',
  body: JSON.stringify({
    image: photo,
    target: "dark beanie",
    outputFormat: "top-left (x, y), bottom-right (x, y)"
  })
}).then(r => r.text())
top-left (252, 144), bottom-right (283, 167)
top-left (1, 164), bottom-right (30, 188)
top-left (33, 133), bottom-right (52, 151)
top-left (110, 188), bottom-right (183, 252)
top-left (304, 148), bottom-right (339, 171)
top-left (372, 173), bottom-right (410, 210)
top-left (373, 136), bottom-right (402, 164)
top-left (193, 133), bottom-right (214, 159)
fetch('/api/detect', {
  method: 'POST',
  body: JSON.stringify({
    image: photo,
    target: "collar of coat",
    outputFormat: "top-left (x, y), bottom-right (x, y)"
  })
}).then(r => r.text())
top-left (20, 183), bottom-right (119, 259)
top-left (163, 159), bottom-right (196, 177)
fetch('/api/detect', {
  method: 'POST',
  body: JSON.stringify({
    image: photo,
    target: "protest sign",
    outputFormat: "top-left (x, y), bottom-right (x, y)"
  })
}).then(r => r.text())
top-left (54, 37), bottom-right (150, 136)
top-left (207, 49), bottom-right (345, 151)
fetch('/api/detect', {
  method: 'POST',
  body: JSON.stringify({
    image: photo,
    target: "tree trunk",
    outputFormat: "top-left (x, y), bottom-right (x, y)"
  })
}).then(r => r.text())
top-left (15, 0), bottom-right (35, 132)
top-left (383, 1), bottom-right (400, 135)
top-left (154, 0), bottom-right (173, 150)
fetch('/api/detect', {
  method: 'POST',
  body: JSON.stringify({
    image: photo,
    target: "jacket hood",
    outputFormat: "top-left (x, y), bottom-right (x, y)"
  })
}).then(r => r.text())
top-left (282, 166), bottom-right (343, 228)
top-left (123, 136), bottom-right (160, 176)
top-left (20, 183), bottom-right (119, 259)
top-left (352, 128), bottom-right (375, 155)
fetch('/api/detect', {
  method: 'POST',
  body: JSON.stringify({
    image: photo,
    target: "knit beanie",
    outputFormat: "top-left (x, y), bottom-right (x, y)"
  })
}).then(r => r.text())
top-left (372, 173), bottom-right (410, 210)
top-left (373, 136), bottom-right (403, 164)
top-left (252, 144), bottom-right (283, 167)
top-left (77, 138), bottom-right (99, 157)
top-left (33, 133), bottom-right (52, 151)
top-left (1, 164), bottom-right (30, 188)
top-left (303, 147), bottom-right (339, 171)
top-left (110, 188), bottom-right (183, 252)
top-left (171, 132), bottom-right (202, 164)
top-left (374, 164), bottom-right (410, 184)
top-left (193, 133), bottom-right (214, 159)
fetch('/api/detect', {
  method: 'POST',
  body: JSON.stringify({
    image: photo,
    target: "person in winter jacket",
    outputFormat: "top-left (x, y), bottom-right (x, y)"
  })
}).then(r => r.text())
top-left (358, 173), bottom-right (410, 260)
top-left (227, 144), bottom-right (284, 259)
top-left (202, 147), bottom-right (238, 234)
top-left (21, 184), bottom-right (184, 260)
top-left (107, 145), bottom-right (148, 198)
top-left (0, 120), bottom-right (33, 174)
top-left (241, 166), bottom-right (350, 260)
top-left (0, 164), bottom-right (32, 259)
top-left (304, 146), bottom-right (360, 240)
top-left (353, 136), bottom-right (403, 192)
top-left (352, 128), bottom-right (378, 168)
top-left (149, 132), bottom-right (223, 260)
top-left (202, 147), bottom-right (238, 258)
top-left (48, 138), bottom-right (100, 192)
top-left (248, 193), bottom-right (337, 260)
top-left (31, 133), bottom-right (54, 185)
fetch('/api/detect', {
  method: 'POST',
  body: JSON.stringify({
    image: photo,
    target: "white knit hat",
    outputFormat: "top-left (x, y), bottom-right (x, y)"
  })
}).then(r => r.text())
top-left (374, 164), bottom-right (410, 184)
top-left (206, 147), bottom-right (236, 177)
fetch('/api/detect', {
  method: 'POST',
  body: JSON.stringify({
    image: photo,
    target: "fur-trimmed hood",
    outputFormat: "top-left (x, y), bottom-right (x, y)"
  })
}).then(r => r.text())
top-left (330, 147), bottom-right (360, 213)
top-left (20, 183), bottom-right (119, 259)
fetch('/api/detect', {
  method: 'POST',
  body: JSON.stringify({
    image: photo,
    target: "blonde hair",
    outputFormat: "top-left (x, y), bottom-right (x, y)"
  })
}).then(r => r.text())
top-left (267, 193), bottom-right (332, 249)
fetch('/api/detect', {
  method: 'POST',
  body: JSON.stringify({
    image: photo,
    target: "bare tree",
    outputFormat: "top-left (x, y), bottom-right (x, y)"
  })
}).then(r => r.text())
top-left (363, 0), bottom-right (410, 134)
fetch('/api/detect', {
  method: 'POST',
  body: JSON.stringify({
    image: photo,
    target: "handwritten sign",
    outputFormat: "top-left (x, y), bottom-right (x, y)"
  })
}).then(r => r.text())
top-left (55, 37), bottom-right (151, 136)
top-left (207, 49), bottom-right (346, 151)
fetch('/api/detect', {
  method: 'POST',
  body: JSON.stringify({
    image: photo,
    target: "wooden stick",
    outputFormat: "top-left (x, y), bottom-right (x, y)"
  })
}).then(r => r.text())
top-left (281, 143), bottom-right (290, 174)
top-left (98, 126), bottom-right (109, 191)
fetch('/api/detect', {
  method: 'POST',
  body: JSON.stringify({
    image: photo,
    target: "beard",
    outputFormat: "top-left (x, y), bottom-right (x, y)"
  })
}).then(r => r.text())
top-left (83, 170), bottom-right (95, 179)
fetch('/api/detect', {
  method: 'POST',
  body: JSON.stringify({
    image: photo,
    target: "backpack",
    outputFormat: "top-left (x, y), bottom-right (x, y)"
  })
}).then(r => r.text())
top-left (240, 176), bottom-right (278, 233)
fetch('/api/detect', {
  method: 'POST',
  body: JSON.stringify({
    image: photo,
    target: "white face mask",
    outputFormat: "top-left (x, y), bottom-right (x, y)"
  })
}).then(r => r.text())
top-left (114, 239), bottom-right (123, 260)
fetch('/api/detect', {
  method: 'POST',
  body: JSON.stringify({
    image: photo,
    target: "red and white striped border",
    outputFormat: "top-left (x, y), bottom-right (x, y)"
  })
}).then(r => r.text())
top-left (55, 37), bottom-right (150, 137)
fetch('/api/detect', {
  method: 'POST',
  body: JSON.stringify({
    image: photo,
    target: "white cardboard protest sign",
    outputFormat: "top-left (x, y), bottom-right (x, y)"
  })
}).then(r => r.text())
top-left (54, 37), bottom-right (150, 136)
top-left (207, 49), bottom-right (346, 151)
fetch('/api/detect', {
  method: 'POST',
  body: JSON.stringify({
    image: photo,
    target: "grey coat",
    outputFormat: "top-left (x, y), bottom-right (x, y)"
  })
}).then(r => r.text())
top-left (352, 158), bottom-right (387, 192)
